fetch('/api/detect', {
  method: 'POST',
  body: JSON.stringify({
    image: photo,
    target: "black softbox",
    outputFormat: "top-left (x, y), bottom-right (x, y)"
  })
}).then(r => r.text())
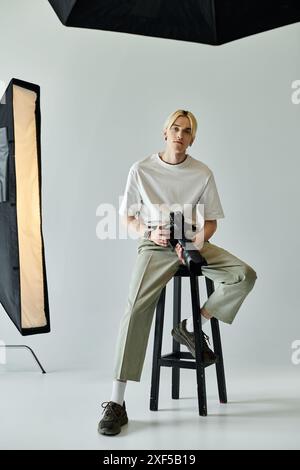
top-left (48, 0), bottom-right (300, 45)
top-left (0, 79), bottom-right (50, 336)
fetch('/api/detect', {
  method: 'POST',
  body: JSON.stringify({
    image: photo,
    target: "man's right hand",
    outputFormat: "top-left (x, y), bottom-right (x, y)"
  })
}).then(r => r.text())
top-left (150, 224), bottom-right (170, 247)
top-left (175, 243), bottom-right (186, 265)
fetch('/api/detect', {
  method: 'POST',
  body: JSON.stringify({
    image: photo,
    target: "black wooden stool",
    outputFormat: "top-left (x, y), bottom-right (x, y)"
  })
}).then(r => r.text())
top-left (150, 263), bottom-right (227, 416)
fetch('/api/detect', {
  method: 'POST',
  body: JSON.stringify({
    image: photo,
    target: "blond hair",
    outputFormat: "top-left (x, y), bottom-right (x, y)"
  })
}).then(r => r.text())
top-left (163, 109), bottom-right (197, 143)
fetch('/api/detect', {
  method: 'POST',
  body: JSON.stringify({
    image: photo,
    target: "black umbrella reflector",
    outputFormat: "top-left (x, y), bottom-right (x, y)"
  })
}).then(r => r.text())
top-left (0, 79), bottom-right (50, 335)
top-left (48, 0), bottom-right (300, 45)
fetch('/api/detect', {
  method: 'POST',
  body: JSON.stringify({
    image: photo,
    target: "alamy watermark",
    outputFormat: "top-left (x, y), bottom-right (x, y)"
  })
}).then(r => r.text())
top-left (96, 201), bottom-right (205, 250)
top-left (291, 339), bottom-right (300, 365)
top-left (0, 340), bottom-right (7, 365)
top-left (0, 80), bottom-right (6, 103)
top-left (291, 80), bottom-right (300, 105)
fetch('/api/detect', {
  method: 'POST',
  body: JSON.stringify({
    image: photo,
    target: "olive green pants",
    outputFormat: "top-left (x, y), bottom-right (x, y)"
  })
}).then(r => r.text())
top-left (113, 239), bottom-right (257, 382)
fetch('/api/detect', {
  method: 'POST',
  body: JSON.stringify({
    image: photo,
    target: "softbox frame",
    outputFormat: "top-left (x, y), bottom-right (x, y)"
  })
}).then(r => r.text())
top-left (48, 0), bottom-right (300, 45)
top-left (0, 78), bottom-right (50, 336)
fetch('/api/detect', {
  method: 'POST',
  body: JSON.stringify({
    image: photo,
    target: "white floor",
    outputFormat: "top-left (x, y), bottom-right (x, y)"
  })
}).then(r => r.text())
top-left (0, 363), bottom-right (299, 450)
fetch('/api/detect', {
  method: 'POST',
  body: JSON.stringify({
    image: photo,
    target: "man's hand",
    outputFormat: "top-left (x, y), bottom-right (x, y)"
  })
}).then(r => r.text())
top-left (175, 243), bottom-right (186, 265)
top-left (150, 224), bottom-right (170, 247)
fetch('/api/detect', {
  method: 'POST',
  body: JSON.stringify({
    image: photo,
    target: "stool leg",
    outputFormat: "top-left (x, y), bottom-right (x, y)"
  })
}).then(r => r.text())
top-left (150, 286), bottom-right (166, 411)
top-left (172, 276), bottom-right (181, 400)
top-left (205, 277), bottom-right (228, 404)
top-left (190, 273), bottom-right (207, 416)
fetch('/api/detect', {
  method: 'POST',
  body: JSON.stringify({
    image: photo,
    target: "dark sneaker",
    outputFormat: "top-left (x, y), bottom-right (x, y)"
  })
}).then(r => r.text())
top-left (98, 401), bottom-right (128, 436)
top-left (171, 319), bottom-right (218, 366)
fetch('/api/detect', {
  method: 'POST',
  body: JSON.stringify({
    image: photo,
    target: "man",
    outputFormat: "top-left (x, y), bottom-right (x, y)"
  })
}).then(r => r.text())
top-left (98, 109), bottom-right (257, 436)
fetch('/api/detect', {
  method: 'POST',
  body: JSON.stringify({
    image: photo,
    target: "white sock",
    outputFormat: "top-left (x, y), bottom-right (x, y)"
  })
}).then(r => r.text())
top-left (186, 313), bottom-right (208, 332)
top-left (111, 379), bottom-right (127, 406)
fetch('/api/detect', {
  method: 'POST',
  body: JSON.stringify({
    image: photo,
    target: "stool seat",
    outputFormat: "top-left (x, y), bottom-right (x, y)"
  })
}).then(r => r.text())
top-left (150, 265), bottom-right (227, 416)
top-left (173, 248), bottom-right (207, 276)
top-left (173, 264), bottom-right (191, 277)
top-left (174, 263), bottom-right (207, 277)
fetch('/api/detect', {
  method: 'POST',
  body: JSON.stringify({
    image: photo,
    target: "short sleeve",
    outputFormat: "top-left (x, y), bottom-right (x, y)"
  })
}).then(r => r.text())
top-left (119, 165), bottom-right (142, 217)
top-left (198, 171), bottom-right (225, 220)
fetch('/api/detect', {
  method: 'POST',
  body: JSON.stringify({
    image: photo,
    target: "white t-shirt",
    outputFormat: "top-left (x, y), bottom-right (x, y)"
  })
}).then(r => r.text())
top-left (119, 152), bottom-right (225, 237)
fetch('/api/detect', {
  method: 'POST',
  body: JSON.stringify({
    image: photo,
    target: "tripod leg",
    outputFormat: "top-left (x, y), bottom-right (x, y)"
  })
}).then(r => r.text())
top-left (0, 345), bottom-right (46, 373)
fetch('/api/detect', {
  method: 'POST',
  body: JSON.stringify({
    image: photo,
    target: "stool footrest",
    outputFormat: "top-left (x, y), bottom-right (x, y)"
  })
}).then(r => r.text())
top-left (160, 352), bottom-right (213, 369)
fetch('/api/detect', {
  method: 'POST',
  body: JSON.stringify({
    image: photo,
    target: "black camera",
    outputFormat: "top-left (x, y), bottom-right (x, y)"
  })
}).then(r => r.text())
top-left (168, 211), bottom-right (207, 274)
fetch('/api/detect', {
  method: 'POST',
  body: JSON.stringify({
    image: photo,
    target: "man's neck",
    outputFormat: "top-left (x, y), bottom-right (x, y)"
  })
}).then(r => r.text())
top-left (159, 150), bottom-right (187, 165)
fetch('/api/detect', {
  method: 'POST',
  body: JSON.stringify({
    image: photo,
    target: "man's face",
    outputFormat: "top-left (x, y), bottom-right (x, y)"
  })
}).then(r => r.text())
top-left (164, 116), bottom-right (194, 153)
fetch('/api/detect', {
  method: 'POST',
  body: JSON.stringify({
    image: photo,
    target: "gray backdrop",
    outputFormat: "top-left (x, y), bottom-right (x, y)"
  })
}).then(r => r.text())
top-left (0, 0), bottom-right (299, 379)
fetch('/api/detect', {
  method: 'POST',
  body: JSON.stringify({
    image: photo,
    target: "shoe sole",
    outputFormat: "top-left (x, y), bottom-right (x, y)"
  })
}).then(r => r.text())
top-left (172, 327), bottom-right (196, 358)
top-left (172, 328), bottom-right (218, 366)
top-left (98, 416), bottom-right (128, 436)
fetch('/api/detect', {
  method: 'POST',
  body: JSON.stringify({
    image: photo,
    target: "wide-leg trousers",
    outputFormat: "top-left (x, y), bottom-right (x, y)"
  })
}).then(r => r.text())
top-left (113, 238), bottom-right (257, 382)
